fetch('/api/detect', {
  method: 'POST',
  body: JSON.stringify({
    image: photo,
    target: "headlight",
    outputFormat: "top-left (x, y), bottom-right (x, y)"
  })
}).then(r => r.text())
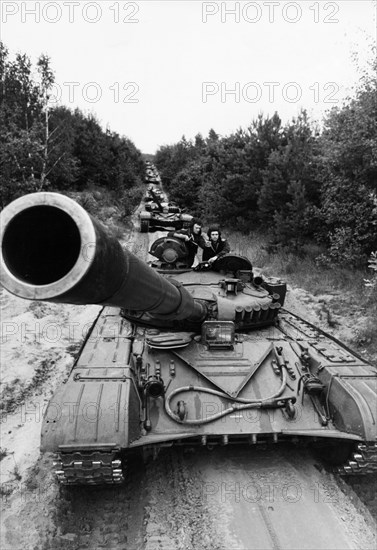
top-left (201, 321), bottom-right (235, 349)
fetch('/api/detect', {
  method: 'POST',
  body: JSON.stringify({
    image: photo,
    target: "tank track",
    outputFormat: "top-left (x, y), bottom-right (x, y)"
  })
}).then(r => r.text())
top-left (53, 450), bottom-right (124, 485)
top-left (337, 443), bottom-right (377, 475)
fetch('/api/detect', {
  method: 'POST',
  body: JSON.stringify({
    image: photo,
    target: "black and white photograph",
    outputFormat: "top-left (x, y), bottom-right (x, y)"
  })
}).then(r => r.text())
top-left (0, 1), bottom-right (376, 549)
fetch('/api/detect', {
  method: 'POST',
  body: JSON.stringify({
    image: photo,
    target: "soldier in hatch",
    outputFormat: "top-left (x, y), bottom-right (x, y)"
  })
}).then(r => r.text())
top-left (168, 218), bottom-right (207, 267)
top-left (202, 226), bottom-right (230, 265)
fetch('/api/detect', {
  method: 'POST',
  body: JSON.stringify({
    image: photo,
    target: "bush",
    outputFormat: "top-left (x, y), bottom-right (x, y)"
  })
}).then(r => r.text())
top-left (316, 227), bottom-right (369, 267)
top-left (75, 191), bottom-right (99, 215)
top-left (121, 185), bottom-right (144, 217)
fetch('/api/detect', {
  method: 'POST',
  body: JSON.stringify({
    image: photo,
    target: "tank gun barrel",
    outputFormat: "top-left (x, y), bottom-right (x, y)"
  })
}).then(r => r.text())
top-left (0, 193), bottom-right (206, 321)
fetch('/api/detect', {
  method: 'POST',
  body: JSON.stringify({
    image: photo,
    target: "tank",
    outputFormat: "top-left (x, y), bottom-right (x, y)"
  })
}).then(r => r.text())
top-left (145, 163), bottom-right (161, 185)
top-left (143, 187), bottom-right (167, 212)
top-left (1, 193), bottom-right (376, 485)
top-left (139, 188), bottom-right (193, 232)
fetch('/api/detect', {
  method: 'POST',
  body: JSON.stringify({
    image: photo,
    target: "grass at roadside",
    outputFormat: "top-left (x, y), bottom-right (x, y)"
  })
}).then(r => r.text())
top-left (228, 230), bottom-right (377, 363)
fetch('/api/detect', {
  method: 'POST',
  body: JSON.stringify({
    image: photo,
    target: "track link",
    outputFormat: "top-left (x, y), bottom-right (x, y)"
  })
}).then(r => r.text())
top-left (53, 450), bottom-right (125, 485)
top-left (337, 442), bottom-right (377, 475)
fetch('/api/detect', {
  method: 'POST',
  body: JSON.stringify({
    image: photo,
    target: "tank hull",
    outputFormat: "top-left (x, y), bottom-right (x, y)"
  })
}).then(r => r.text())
top-left (42, 303), bottom-right (377, 483)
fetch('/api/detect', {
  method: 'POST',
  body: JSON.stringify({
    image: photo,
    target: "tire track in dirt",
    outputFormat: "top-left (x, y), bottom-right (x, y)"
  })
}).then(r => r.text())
top-left (137, 445), bottom-right (376, 550)
top-left (43, 459), bottom-right (146, 550)
top-left (3, 445), bottom-right (376, 550)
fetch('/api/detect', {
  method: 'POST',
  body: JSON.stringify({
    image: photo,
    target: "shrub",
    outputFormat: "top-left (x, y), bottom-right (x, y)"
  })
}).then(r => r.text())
top-left (121, 186), bottom-right (144, 217)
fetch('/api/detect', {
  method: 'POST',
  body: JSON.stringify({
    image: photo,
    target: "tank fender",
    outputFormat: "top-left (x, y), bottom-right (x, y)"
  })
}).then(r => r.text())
top-left (41, 368), bottom-right (141, 452)
top-left (321, 368), bottom-right (377, 442)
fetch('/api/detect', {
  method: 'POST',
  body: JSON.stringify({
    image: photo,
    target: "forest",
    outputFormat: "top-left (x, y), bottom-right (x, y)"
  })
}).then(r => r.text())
top-left (155, 49), bottom-right (377, 269)
top-left (1, 41), bottom-right (376, 271)
top-left (0, 42), bottom-right (145, 218)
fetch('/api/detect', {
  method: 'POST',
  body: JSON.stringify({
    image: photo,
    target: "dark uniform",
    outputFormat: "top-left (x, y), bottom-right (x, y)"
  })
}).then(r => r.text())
top-left (202, 227), bottom-right (230, 262)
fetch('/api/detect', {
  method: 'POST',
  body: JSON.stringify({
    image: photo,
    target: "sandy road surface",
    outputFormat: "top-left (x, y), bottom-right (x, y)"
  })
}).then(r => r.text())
top-left (1, 446), bottom-right (376, 550)
top-left (1, 218), bottom-right (376, 550)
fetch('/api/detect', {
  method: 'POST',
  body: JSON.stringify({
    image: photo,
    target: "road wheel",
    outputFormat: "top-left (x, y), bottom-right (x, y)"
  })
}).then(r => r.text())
top-left (140, 220), bottom-right (149, 233)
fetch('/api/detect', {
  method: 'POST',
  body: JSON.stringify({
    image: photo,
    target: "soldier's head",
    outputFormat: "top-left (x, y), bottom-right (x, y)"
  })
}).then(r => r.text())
top-left (190, 218), bottom-right (202, 235)
top-left (208, 226), bottom-right (221, 242)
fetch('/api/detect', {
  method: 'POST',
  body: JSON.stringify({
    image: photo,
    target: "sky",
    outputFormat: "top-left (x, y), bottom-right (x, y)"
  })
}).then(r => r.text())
top-left (1, 0), bottom-right (376, 153)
